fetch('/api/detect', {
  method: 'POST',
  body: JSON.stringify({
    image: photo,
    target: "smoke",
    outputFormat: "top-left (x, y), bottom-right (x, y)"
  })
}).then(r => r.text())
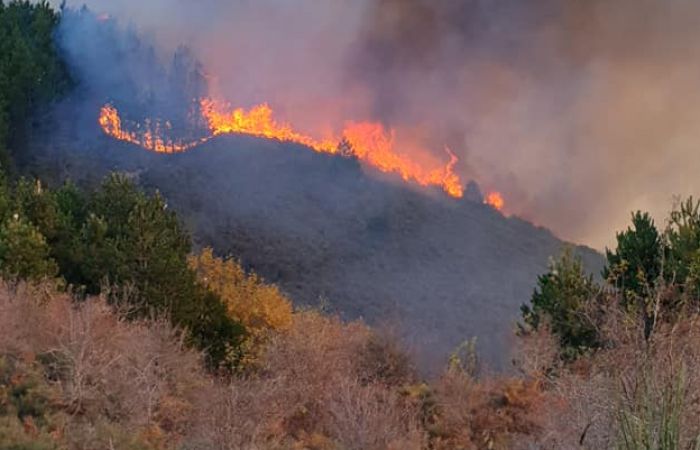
top-left (53, 0), bottom-right (700, 249)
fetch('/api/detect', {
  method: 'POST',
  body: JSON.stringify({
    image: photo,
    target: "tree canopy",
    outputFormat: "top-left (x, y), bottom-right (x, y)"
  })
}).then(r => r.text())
top-left (0, 1), bottom-right (69, 167)
top-left (520, 249), bottom-right (600, 359)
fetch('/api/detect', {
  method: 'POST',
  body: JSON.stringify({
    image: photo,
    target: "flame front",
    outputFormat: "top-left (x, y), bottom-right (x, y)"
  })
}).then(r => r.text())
top-left (341, 123), bottom-right (463, 198)
top-left (99, 104), bottom-right (208, 153)
top-left (199, 99), bottom-right (338, 153)
top-left (485, 192), bottom-right (505, 211)
top-left (99, 100), bottom-right (468, 199)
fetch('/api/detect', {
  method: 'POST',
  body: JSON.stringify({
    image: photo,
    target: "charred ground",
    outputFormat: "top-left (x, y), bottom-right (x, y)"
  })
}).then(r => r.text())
top-left (26, 112), bottom-right (602, 370)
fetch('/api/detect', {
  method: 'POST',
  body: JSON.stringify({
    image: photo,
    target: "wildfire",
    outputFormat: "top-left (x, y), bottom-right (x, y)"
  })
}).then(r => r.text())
top-left (99, 99), bottom-right (480, 200)
top-left (98, 104), bottom-right (208, 153)
top-left (485, 192), bottom-right (505, 211)
top-left (199, 99), bottom-right (337, 153)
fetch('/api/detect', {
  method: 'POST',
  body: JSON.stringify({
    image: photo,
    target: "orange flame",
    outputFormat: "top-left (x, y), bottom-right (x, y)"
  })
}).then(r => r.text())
top-left (199, 99), bottom-right (338, 153)
top-left (485, 192), bottom-right (505, 211)
top-left (98, 104), bottom-right (208, 153)
top-left (99, 99), bottom-right (472, 199)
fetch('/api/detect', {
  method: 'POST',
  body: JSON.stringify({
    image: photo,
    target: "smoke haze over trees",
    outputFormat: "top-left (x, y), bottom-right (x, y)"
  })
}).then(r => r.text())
top-left (6, 2), bottom-right (700, 448)
top-left (46, 0), bottom-right (700, 250)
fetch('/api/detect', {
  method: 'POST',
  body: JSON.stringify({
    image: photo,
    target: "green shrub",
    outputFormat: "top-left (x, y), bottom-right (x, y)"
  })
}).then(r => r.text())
top-left (520, 249), bottom-right (601, 360)
top-left (0, 215), bottom-right (57, 281)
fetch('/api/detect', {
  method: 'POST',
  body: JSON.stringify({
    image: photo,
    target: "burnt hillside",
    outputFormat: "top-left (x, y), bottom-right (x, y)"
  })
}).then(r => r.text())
top-left (27, 115), bottom-right (602, 370)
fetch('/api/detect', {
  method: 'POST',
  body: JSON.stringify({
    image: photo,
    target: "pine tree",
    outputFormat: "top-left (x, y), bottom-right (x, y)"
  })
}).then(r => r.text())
top-left (604, 211), bottom-right (663, 338)
top-left (604, 211), bottom-right (662, 298)
top-left (73, 174), bottom-right (246, 369)
top-left (0, 0), bottom-right (69, 166)
top-left (0, 214), bottom-right (57, 281)
top-left (521, 249), bottom-right (600, 359)
top-left (666, 197), bottom-right (700, 296)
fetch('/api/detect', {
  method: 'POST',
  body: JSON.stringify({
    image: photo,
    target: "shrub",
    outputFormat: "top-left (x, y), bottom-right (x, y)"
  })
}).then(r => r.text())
top-left (187, 311), bottom-right (425, 449)
top-left (519, 301), bottom-right (700, 449)
top-left (426, 372), bottom-right (545, 450)
top-left (616, 364), bottom-right (696, 450)
top-left (188, 248), bottom-right (292, 368)
top-left (520, 249), bottom-right (601, 360)
top-left (0, 215), bottom-right (57, 281)
top-left (0, 281), bottom-right (210, 449)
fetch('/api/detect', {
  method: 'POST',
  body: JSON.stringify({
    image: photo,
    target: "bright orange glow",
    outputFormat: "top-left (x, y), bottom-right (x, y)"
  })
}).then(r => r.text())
top-left (485, 192), bottom-right (505, 211)
top-left (98, 104), bottom-right (208, 153)
top-left (199, 99), bottom-right (338, 153)
top-left (99, 99), bottom-right (477, 200)
top-left (341, 122), bottom-right (463, 198)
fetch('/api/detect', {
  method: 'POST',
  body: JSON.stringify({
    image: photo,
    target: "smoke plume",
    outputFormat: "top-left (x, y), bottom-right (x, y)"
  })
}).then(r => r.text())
top-left (53, 0), bottom-right (700, 249)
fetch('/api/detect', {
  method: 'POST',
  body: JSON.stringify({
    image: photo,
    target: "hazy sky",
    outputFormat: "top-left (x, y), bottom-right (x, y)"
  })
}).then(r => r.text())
top-left (53, 0), bottom-right (700, 250)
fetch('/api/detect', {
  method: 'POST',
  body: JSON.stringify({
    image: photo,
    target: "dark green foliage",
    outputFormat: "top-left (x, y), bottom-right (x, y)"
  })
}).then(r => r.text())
top-left (46, 181), bottom-right (87, 285)
top-left (79, 174), bottom-right (192, 300)
top-left (54, 174), bottom-right (246, 369)
top-left (0, 173), bottom-right (59, 282)
top-left (0, 174), bottom-right (245, 369)
top-left (0, 1), bottom-right (70, 167)
top-left (0, 216), bottom-right (57, 281)
top-left (522, 200), bottom-right (700, 362)
top-left (12, 179), bottom-right (60, 243)
top-left (521, 249), bottom-right (600, 359)
top-left (604, 212), bottom-right (663, 338)
top-left (666, 198), bottom-right (700, 295)
top-left (605, 211), bottom-right (663, 299)
top-left (0, 170), bottom-right (10, 221)
top-left (0, 178), bottom-right (86, 287)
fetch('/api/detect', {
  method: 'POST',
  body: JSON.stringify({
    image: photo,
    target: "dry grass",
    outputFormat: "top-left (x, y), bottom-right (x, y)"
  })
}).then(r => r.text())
top-left (0, 282), bottom-right (429, 449)
top-left (0, 282), bottom-right (210, 449)
top-left (187, 310), bottom-right (425, 450)
top-left (8, 280), bottom-right (700, 449)
top-left (515, 298), bottom-right (700, 449)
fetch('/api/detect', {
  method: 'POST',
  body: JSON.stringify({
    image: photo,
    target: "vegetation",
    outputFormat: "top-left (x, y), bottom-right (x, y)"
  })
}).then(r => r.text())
top-left (520, 249), bottom-right (601, 359)
top-left (513, 199), bottom-right (700, 448)
top-left (188, 248), bottom-right (293, 368)
top-left (605, 211), bottom-right (664, 338)
top-left (0, 171), bottom-right (246, 370)
top-left (0, 283), bottom-right (208, 450)
top-left (5, 1), bottom-right (700, 449)
top-left (665, 197), bottom-right (700, 298)
top-left (0, 0), bottom-right (69, 168)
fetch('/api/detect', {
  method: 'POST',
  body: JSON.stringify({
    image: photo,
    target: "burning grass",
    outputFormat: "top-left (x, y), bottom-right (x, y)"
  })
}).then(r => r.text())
top-left (97, 100), bottom-right (510, 205)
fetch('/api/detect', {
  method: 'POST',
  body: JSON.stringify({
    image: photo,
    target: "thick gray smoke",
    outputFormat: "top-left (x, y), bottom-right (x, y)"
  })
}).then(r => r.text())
top-left (53, 0), bottom-right (700, 249)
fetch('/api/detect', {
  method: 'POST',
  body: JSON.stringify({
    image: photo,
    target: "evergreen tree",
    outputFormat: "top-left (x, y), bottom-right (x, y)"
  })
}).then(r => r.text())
top-left (13, 178), bottom-right (60, 241)
top-left (604, 212), bottom-right (663, 338)
top-left (49, 181), bottom-right (88, 285)
top-left (0, 1), bottom-right (69, 167)
top-left (72, 174), bottom-right (246, 369)
top-left (604, 211), bottom-right (662, 297)
top-left (0, 214), bottom-right (57, 281)
top-left (521, 249), bottom-right (600, 359)
top-left (666, 197), bottom-right (700, 296)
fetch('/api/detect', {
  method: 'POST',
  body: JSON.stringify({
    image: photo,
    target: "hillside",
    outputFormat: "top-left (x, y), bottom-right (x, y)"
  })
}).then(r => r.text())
top-left (26, 115), bottom-right (603, 369)
top-left (13, 5), bottom-right (606, 369)
top-left (8, 3), bottom-right (700, 448)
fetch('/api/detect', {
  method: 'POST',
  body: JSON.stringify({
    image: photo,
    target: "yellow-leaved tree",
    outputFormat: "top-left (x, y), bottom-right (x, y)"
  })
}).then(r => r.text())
top-left (188, 248), bottom-right (293, 366)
